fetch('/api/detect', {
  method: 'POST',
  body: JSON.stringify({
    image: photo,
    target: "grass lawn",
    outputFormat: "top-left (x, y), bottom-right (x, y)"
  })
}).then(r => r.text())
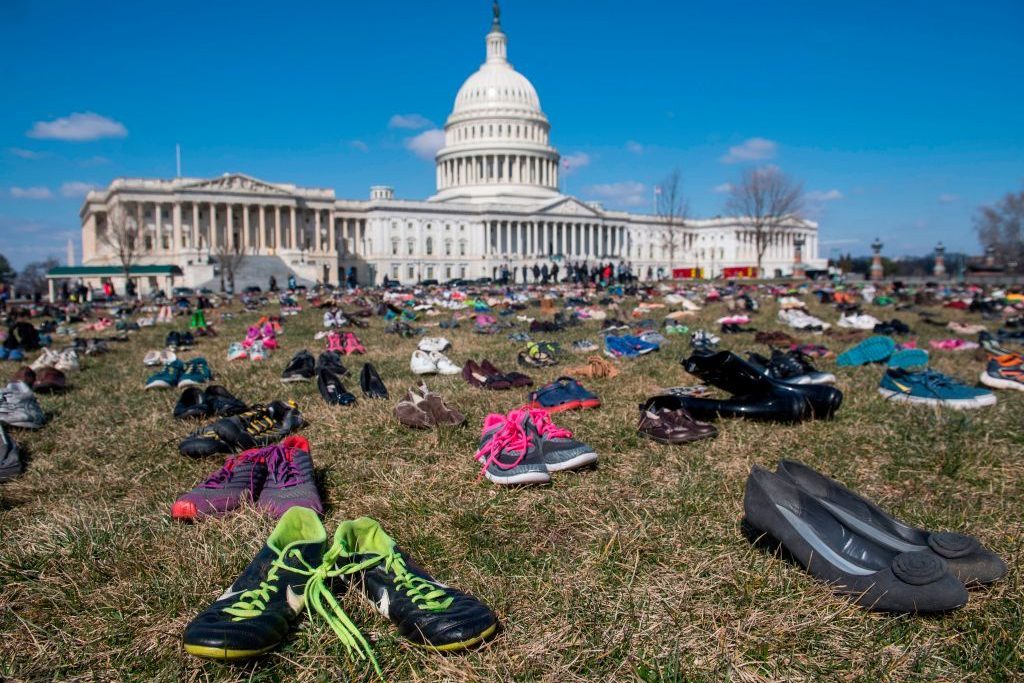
top-left (1, 295), bottom-right (1021, 682)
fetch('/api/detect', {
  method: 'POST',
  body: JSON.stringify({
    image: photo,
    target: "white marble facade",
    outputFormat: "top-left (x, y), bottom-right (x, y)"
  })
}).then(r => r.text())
top-left (77, 4), bottom-right (823, 290)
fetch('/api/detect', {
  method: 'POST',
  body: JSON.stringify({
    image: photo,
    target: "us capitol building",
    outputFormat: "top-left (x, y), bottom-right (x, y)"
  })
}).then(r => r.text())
top-left (73, 3), bottom-right (824, 292)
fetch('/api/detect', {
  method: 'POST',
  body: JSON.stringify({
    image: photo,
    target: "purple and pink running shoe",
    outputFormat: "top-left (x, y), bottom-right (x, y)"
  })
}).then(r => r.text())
top-left (257, 436), bottom-right (323, 517)
top-left (171, 451), bottom-right (266, 521)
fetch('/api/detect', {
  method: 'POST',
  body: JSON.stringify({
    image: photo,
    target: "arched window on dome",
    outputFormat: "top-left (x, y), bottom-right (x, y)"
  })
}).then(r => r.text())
top-left (425, 237), bottom-right (433, 256)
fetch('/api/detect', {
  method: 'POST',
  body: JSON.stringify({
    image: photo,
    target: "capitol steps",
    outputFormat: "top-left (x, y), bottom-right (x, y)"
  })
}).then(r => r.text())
top-left (198, 254), bottom-right (315, 291)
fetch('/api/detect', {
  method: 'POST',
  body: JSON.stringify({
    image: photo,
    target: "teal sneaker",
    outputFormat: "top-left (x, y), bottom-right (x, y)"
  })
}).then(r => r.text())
top-left (879, 368), bottom-right (997, 409)
top-left (179, 358), bottom-right (213, 387)
top-left (146, 360), bottom-right (185, 389)
top-left (836, 336), bottom-right (896, 366)
top-left (887, 348), bottom-right (929, 369)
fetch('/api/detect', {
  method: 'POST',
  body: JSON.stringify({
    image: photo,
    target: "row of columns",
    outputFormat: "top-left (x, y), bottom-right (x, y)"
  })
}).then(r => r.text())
top-left (438, 154), bottom-right (557, 189)
top-left (485, 220), bottom-right (627, 260)
top-left (112, 201), bottom-right (366, 257)
top-left (736, 230), bottom-right (816, 263)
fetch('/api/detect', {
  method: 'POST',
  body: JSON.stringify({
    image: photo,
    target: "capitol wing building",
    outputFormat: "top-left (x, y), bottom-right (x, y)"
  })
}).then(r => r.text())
top-left (74, 5), bottom-right (824, 293)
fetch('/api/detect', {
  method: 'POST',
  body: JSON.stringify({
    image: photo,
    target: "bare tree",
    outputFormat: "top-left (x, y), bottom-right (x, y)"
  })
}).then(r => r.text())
top-left (656, 169), bottom-right (689, 275)
top-left (216, 243), bottom-right (246, 293)
top-left (725, 167), bottom-right (804, 278)
top-left (975, 187), bottom-right (1024, 270)
top-left (99, 202), bottom-right (141, 297)
top-left (14, 258), bottom-right (59, 298)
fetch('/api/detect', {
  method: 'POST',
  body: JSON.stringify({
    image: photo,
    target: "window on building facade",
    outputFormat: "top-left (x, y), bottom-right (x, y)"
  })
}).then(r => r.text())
top-left (407, 266), bottom-right (414, 279)
top-left (459, 265), bottom-right (467, 278)
top-left (407, 239), bottom-right (414, 256)
top-left (426, 266), bottom-right (434, 279)
top-left (445, 266), bottom-right (452, 279)
top-left (391, 239), bottom-right (399, 255)
top-left (459, 240), bottom-right (467, 256)
top-left (425, 237), bottom-right (433, 255)
top-left (391, 265), bottom-right (399, 278)
top-left (391, 221), bottom-right (397, 231)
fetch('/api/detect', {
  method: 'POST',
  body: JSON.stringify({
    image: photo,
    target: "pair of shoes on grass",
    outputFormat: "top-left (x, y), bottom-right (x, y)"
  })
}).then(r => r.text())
top-left (743, 460), bottom-right (1007, 615)
top-left (182, 507), bottom-right (498, 674)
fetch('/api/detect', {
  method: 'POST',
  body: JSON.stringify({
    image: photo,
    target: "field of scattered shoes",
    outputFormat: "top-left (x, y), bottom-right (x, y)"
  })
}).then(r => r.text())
top-left (2, 289), bottom-right (1022, 682)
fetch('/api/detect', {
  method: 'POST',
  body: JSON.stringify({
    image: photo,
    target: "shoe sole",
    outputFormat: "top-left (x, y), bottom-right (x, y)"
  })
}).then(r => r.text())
top-left (979, 372), bottom-right (1024, 391)
top-left (483, 470), bottom-right (551, 485)
top-left (836, 337), bottom-right (896, 366)
top-left (545, 450), bottom-right (598, 472)
top-left (280, 376), bottom-right (312, 383)
top-left (183, 643), bottom-right (277, 660)
top-left (177, 379), bottom-right (205, 388)
top-left (642, 431), bottom-right (716, 445)
top-left (408, 622), bottom-right (499, 652)
top-left (886, 349), bottom-right (930, 369)
top-left (878, 387), bottom-right (997, 409)
top-left (145, 381), bottom-right (173, 390)
top-left (528, 399), bottom-right (581, 414)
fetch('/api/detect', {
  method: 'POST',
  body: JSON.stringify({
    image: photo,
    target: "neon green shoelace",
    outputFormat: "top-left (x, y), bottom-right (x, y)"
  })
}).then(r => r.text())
top-left (303, 541), bottom-right (455, 678)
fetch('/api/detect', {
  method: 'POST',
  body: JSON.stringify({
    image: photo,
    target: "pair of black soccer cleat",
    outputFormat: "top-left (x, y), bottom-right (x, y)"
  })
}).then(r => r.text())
top-left (173, 385), bottom-right (247, 420)
top-left (179, 401), bottom-right (304, 457)
top-left (183, 508), bottom-right (498, 672)
top-left (743, 461), bottom-right (1006, 614)
top-left (679, 350), bottom-right (842, 422)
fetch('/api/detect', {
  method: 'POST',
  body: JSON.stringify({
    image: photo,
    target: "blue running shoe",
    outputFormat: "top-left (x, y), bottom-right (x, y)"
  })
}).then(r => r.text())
top-left (836, 336), bottom-right (896, 367)
top-left (8, 349), bottom-right (24, 362)
top-left (878, 368), bottom-right (997, 409)
top-left (620, 334), bottom-right (659, 355)
top-left (887, 348), bottom-right (929, 369)
top-left (604, 336), bottom-right (638, 359)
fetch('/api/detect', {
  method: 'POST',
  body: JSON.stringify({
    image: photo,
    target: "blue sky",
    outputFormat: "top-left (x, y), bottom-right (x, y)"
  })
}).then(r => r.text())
top-left (1, 0), bottom-right (1022, 268)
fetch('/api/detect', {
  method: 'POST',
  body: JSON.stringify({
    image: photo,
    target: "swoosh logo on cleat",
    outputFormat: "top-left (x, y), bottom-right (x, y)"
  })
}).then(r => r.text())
top-left (218, 586), bottom-right (245, 602)
top-left (286, 585), bottom-right (305, 614)
top-left (376, 591), bottom-right (390, 619)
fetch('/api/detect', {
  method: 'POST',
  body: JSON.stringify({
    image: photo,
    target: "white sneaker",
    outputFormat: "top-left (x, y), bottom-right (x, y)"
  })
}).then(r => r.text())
top-left (55, 349), bottom-right (80, 373)
top-left (428, 351), bottom-right (461, 375)
top-left (30, 349), bottom-right (60, 371)
top-left (227, 342), bottom-right (247, 361)
top-left (417, 337), bottom-right (451, 353)
top-left (322, 311), bottom-right (337, 328)
top-left (410, 350), bottom-right (438, 375)
top-left (143, 350), bottom-right (162, 366)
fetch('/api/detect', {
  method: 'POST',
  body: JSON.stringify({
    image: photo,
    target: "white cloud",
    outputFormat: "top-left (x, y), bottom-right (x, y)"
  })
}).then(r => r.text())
top-left (404, 129), bottom-right (445, 161)
top-left (586, 181), bottom-right (648, 207)
top-left (561, 152), bottom-right (591, 175)
top-left (389, 113), bottom-right (433, 130)
top-left (806, 189), bottom-right (843, 202)
top-left (78, 155), bottom-right (110, 167)
top-left (27, 112), bottom-right (128, 142)
top-left (10, 186), bottom-right (54, 200)
top-left (713, 182), bottom-right (733, 194)
top-left (938, 193), bottom-right (959, 204)
top-left (60, 181), bottom-right (99, 198)
top-left (9, 148), bottom-right (45, 159)
top-left (720, 137), bottom-right (777, 164)
top-left (626, 140), bottom-right (644, 154)
top-left (349, 140), bottom-right (369, 152)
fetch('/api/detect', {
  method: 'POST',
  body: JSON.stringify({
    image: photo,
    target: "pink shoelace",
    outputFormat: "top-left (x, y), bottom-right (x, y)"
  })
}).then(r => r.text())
top-left (200, 451), bottom-right (260, 491)
top-left (263, 444), bottom-right (304, 487)
top-left (474, 409), bottom-right (531, 480)
top-left (526, 407), bottom-right (573, 439)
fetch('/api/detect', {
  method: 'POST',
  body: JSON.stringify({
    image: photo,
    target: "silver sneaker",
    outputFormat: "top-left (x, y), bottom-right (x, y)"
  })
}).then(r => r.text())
top-left (0, 382), bottom-right (46, 429)
top-left (0, 424), bottom-right (23, 481)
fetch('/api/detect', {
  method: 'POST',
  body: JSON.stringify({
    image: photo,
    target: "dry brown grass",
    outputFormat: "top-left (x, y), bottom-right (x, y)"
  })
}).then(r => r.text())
top-left (0, 294), bottom-right (1022, 682)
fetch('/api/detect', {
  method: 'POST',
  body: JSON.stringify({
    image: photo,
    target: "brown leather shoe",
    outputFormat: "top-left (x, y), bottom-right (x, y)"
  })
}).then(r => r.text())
top-left (637, 395), bottom-right (718, 444)
top-left (33, 367), bottom-right (67, 393)
top-left (419, 385), bottom-right (466, 427)
top-left (394, 388), bottom-right (433, 429)
top-left (11, 366), bottom-right (36, 388)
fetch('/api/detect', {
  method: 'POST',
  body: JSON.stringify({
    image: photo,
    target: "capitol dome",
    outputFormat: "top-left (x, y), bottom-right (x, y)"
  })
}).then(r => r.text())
top-left (429, 2), bottom-right (561, 205)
